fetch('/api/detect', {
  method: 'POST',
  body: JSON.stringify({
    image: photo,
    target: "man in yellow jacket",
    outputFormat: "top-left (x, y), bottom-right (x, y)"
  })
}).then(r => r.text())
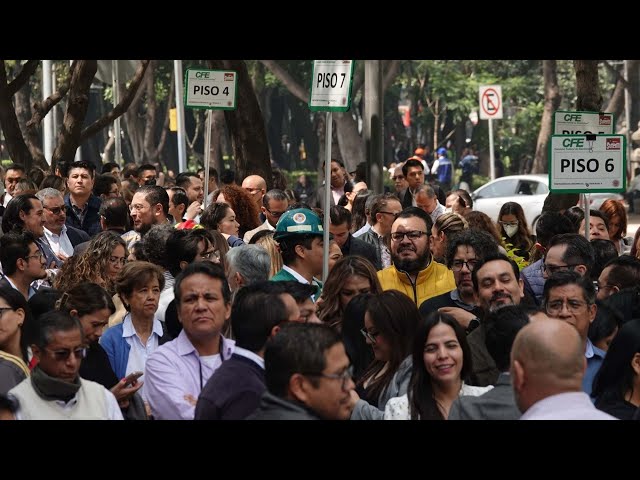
top-left (377, 207), bottom-right (455, 305)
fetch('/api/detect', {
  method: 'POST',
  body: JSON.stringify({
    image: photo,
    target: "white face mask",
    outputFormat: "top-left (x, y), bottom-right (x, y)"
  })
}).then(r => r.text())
top-left (503, 224), bottom-right (519, 238)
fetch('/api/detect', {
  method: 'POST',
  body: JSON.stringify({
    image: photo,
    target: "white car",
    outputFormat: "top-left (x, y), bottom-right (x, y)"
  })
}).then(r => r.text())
top-left (470, 174), bottom-right (625, 231)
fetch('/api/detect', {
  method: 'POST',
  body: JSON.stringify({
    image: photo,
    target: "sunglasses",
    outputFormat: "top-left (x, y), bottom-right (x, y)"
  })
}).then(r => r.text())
top-left (43, 347), bottom-right (87, 362)
top-left (45, 205), bottom-right (67, 215)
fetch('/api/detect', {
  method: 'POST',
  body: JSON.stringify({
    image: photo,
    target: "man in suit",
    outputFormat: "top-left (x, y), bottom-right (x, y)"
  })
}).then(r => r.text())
top-left (329, 206), bottom-right (380, 270)
top-left (195, 283), bottom-right (289, 420)
top-left (0, 231), bottom-right (48, 299)
top-left (64, 160), bottom-right (102, 237)
top-left (36, 188), bottom-right (89, 262)
top-left (398, 158), bottom-right (425, 208)
top-left (358, 193), bottom-right (402, 270)
top-left (448, 305), bottom-right (529, 420)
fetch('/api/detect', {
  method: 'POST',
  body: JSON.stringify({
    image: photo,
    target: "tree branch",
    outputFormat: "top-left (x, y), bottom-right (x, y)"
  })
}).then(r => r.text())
top-left (6, 60), bottom-right (39, 97)
top-left (383, 60), bottom-right (401, 91)
top-left (27, 61), bottom-right (76, 130)
top-left (80, 60), bottom-right (151, 140)
top-left (259, 60), bottom-right (309, 103)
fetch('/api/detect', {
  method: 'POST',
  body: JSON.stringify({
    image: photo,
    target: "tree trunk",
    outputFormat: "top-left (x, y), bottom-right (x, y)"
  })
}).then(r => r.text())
top-left (0, 61), bottom-right (37, 169)
top-left (208, 60), bottom-right (272, 187)
top-left (334, 111), bottom-right (363, 173)
top-left (123, 77), bottom-right (146, 164)
top-left (574, 60), bottom-right (602, 111)
top-left (51, 60), bottom-right (98, 170)
top-left (532, 60), bottom-right (561, 174)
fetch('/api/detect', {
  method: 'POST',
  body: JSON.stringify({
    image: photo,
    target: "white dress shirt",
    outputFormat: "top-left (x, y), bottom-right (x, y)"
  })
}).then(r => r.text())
top-left (44, 225), bottom-right (75, 258)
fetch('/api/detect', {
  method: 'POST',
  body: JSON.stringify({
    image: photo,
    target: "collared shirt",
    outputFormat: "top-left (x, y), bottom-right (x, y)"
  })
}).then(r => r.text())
top-left (121, 314), bottom-right (164, 400)
top-left (144, 329), bottom-right (235, 420)
top-left (450, 288), bottom-right (476, 311)
top-left (353, 222), bottom-right (371, 238)
top-left (583, 337), bottom-right (606, 396)
top-left (2, 191), bottom-right (12, 208)
top-left (429, 201), bottom-right (446, 225)
top-left (283, 265), bottom-right (312, 285)
top-left (232, 346), bottom-right (264, 370)
top-left (3, 275), bottom-right (38, 299)
top-left (520, 391), bottom-right (616, 420)
top-left (70, 199), bottom-right (88, 226)
top-left (331, 185), bottom-right (345, 205)
top-left (44, 225), bottom-right (74, 258)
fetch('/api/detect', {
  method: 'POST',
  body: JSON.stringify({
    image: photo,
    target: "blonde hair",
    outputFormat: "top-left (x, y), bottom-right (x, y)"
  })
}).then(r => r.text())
top-left (252, 232), bottom-right (283, 277)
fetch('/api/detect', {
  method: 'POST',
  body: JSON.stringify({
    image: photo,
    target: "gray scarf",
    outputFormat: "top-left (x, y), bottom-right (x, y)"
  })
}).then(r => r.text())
top-left (30, 366), bottom-right (81, 403)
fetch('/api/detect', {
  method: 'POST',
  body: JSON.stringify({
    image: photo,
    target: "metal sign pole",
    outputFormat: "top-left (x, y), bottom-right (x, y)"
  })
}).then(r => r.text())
top-left (583, 193), bottom-right (590, 240)
top-left (488, 118), bottom-right (496, 181)
top-left (203, 110), bottom-right (212, 210)
top-left (322, 111), bottom-right (333, 282)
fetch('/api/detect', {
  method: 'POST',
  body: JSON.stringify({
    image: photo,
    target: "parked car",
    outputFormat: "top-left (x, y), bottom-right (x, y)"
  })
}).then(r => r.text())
top-left (470, 174), bottom-right (626, 231)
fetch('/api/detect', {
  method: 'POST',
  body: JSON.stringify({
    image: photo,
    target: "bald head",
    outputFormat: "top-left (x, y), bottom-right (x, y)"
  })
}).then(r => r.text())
top-left (510, 319), bottom-right (586, 413)
top-left (242, 175), bottom-right (267, 207)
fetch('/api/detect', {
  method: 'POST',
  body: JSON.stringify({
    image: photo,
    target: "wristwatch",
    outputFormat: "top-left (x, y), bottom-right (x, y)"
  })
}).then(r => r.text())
top-left (466, 318), bottom-right (480, 335)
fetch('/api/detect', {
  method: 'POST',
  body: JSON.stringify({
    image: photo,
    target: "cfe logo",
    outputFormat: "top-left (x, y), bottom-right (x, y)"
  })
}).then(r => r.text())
top-left (606, 138), bottom-right (621, 150)
top-left (292, 213), bottom-right (307, 224)
top-left (599, 115), bottom-right (612, 126)
top-left (224, 73), bottom-right (234, 81)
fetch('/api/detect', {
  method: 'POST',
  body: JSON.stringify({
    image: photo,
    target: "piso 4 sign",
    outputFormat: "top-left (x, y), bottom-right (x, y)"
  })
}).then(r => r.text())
top-left (548, 135), bottom-right (626, 193)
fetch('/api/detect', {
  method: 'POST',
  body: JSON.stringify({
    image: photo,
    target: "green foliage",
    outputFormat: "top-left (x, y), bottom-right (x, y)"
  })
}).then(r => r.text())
top-left (502, 237), bottom-right (530, 270)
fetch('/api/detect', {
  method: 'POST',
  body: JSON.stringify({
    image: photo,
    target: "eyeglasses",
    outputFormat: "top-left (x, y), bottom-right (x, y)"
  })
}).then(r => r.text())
top-left (594, 282), bottom-right (618, 293)
top-left (542, 263), bottom-right (580, 275)
top-left (498, 221), bottom-right (519, 227)
top-left (129, 203), bottom-right (148, 212)
top-left (392, 175), bottom-right (405, 181)
top-left (200, 249), bottom-right (221, 261)
top-left (108, 256), bottom-right (127, 266)
top-left (0, 307), bottom-right (15, 319)
top-left (265, 208), bottom-right (285, 218)
top-left (378, 211), bottom-right (399, 217)
top-left (44, 205), bottom-right (67, 215)
top-left (390, 230), bottom-right (428, 242)
top-left (451, 259), bottom-right (478, 272)
top-left (43, 347), bottom-right (87, 362)
top-left (360, 328), bottom-right (381, 343)
top-left (24, 252), bottom-right (44, 262)
top-left (302, 366), bottom-right (354, 390)
top-left (545, 299), bottom-right (590, 315)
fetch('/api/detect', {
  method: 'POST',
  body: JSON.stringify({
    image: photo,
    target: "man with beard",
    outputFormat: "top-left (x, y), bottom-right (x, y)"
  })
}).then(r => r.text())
top-left (122, 185), bottom-right (170, 250)
top-left (377, 207), bottom-right (455, 306)
top-left (419, 229), bottom-right (499, 331)
top-left (466, 252), bottom-right (525, 386)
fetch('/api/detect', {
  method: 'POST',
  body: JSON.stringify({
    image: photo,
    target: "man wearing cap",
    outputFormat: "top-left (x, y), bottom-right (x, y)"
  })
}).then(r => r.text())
top-left (271, 208), bottom-right (325, 298)
top-left (431, 147), bottom-right (453, 193)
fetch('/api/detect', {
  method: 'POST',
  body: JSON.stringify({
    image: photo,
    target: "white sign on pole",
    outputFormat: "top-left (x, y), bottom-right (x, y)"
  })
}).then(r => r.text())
top-left (185, 69), bottom-right (238, 110)
top-left (549, 135), bottom-right (626, 193)
top-left (553, 110), bottom-right (614, 135)
top-left (309, 60), bottom-right (355, 112)
top-left (479, 85), bottom-right (503, 120)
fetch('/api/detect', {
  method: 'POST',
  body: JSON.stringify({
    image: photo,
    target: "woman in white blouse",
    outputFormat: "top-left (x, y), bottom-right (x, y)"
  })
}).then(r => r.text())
top-left (384, 311), bottom-right (492, 420)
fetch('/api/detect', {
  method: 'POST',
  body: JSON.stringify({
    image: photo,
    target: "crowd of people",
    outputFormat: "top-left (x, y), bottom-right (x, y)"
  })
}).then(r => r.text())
top-left (0, 155), bottom-right (638, 421)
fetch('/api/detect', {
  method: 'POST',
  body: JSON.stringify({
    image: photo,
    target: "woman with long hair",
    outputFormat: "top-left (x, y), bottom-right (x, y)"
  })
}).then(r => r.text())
top-left (317, 256), bottom-right (382, 330)
top-left (341, 293), bottom-right (375, 384)
top-left (200, 202), bottom-right (244, 247)
top-left (592, 319), bottom-right (640, 420)
top-left (600, 199), bottom-right (629, 254)
top-left (53, 230), bottom-right (127, 295)
top-left (0, 287), bottom-right (32, 393)
top-left (497, 202), bottom-right (533, 261)
top-left (209, 184), bottom-right (260, 237)
top-left (430, 212), bottom-right (468, 264)
top-left (57, 283), bottom-right (145, 417)
top-left (249, 230), bottom-right (282, 278)
top-left (350, 290), bottom-right (420, 420)
top-left (384, 311), bottom-right (491, 420)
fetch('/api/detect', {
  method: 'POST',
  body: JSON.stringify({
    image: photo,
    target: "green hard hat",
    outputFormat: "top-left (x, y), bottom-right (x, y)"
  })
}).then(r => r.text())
top-left (274, 208), bottom-right (324, 240)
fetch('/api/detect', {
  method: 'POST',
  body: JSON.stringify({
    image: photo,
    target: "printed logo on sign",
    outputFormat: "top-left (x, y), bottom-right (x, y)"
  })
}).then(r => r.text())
top-left (599, 115), bottom-right (611, 126)
top-left (606, 138), bottom-right (621, 150)
top-left (292, 213), bottom-right (306, 224)
top-left (224, 73), bottom-right (234, 81)
top-left (342, 60), bottom-right (350, 64)
top-left (613, 179), bottom-right (620, 187)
